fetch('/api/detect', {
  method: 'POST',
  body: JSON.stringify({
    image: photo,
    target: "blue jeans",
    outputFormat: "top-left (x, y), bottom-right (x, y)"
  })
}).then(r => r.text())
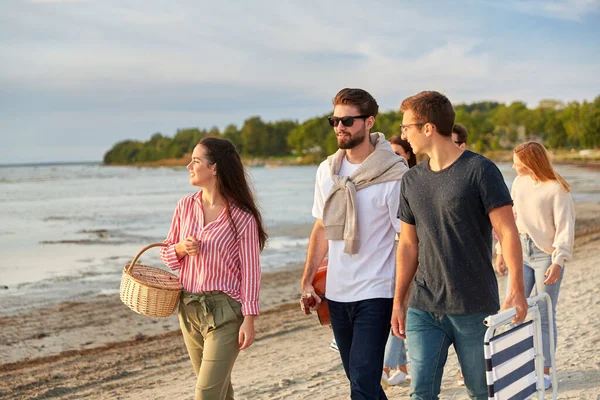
top-left (384, 333), bottom-right (407, 368)
top-left (406, 308), bottom-right (489, 400)
top-left (328, 298), bottom-right (393, 400)
top-left (520, 233), bottom-right (564, 368)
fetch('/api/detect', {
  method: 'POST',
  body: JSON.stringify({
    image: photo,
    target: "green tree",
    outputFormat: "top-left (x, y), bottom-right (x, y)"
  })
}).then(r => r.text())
top-left (269, 120), bottom-right (298, 156)
top-left (580, 97), bottom-right (600, 148)
top-left (171, 128), bottom-right (203, 158)
top-left (103, 95), bottom-right (600, 164)
top-left (240, 116), bottom-right (269, 156)
top-left (560, 102), bottom-right (583, 146)
top-left (103, 140), bottom-right (143, 164)
top-left (223, 124), bottom-right (242, 152)
top-left (373, 110), bottom-right (402, 138)
top-left (287, 115), bottom-right (331, 160)
top-left (207, 126), bottom-right (221, 137)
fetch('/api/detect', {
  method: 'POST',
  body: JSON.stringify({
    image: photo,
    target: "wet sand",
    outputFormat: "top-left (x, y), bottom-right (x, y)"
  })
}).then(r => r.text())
top-left (2, 203), bottom-right (600, 399)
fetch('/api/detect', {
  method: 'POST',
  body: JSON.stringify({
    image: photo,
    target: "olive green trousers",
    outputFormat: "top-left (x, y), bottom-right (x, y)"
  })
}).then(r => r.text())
top-left (178, 291), bottom-right (243, 400)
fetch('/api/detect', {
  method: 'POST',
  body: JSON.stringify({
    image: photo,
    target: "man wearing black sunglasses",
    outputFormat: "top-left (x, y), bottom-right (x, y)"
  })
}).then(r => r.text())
top-left (301, 88), bottom-right (408, 399)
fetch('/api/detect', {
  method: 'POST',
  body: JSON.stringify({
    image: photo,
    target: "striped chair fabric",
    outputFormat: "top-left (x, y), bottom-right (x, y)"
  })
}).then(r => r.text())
top-left (485, 320), bottom-right (537, 400)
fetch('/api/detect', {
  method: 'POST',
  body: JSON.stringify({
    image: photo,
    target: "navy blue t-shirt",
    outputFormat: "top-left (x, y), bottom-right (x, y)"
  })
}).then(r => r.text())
top-left (398, 150), bottom-right (513, 314)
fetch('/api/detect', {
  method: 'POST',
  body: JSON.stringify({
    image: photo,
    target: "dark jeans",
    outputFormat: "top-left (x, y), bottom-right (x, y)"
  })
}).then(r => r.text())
top-left (328, 297), bottom-right (393, 400)
top-left (406, 308), bottom-right (489, 400)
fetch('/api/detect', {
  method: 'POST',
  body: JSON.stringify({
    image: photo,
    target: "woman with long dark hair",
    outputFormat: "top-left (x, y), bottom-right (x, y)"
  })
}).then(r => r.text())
top-left (495, 141), bottom-right (574, 390)
top-left (160, 137), bottom-right (267, 399)
top-left (389, 135), bottom-right (417, 168)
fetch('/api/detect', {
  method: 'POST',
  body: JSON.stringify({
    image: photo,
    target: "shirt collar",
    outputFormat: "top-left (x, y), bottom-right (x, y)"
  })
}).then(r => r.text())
top-left (192, 190), bottom-right (203, 204)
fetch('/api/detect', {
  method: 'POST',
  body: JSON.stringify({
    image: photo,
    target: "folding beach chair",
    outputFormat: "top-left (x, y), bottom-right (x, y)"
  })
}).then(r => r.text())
top-left (484, 293), bottom-right (558, 400)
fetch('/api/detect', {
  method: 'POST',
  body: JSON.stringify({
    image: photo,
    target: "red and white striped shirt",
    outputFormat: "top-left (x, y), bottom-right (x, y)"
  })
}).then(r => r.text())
top-left (160, 191), bottom-right (261, 315)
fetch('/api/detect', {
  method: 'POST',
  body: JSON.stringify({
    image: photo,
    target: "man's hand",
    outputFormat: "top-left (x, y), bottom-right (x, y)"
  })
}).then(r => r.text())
top-left (501, 291), bottom-right (528, 324)
top-left (391, 303), bottom-right (408, 339)
top-left (300, 219), bottom-right (328, 315)
top-left (300, 284), bottom-right (321, 314)
top-left (495, 254), bottom-right (507, 275)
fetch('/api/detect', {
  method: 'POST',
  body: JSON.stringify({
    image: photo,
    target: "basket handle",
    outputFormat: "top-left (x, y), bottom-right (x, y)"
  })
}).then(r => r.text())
top-left (125, 242), bottom-right (168, 273)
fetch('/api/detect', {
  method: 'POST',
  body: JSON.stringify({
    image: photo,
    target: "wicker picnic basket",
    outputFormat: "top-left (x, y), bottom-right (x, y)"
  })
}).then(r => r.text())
top-left (120, 243), bottom-right (183, 318)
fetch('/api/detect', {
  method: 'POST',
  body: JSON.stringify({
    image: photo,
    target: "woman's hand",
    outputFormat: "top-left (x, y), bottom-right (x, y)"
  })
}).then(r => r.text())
top-left (495, 254), bottom-right (507, 275)
top-left (544, 264), bottom-right (562, 285)
top-left (175, 236), bottom-right (199, 259)
top-left (239, 315), bottom-right (255, 350)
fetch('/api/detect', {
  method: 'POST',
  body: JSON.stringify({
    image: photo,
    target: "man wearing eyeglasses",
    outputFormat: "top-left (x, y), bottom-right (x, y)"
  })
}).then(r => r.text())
top-left (301, 88), bottom-right (408, 399)
top-left (391, 91), bottom-right (527, 400)
top-left (452, 123), bottom-right (468, 150)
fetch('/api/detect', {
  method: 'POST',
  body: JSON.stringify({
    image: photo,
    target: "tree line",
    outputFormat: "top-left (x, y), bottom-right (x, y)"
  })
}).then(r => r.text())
top-left (103, 96), bottom-right (600, 165)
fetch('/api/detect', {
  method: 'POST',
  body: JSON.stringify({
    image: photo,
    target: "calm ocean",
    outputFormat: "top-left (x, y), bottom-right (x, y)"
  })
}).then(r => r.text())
top-left (0, 162), bottom-right (598, 315)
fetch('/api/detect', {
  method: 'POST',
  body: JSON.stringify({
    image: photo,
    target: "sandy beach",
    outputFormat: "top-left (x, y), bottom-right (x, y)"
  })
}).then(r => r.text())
top-left (2, 202), bottom-right (600, 400)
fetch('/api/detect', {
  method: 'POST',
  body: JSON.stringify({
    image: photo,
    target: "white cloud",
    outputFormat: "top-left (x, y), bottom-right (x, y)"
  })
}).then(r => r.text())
top-left (0, 0), bottom-right (598, 163)
top-left (502, 0), bottom-right (600, 21)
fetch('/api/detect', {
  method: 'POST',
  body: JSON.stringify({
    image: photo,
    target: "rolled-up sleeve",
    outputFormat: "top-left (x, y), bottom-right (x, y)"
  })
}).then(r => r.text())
top-left (551, 190), bottom-right (575, 267)
top-left (160, 202), bottom-right (183, 271)
top-left (239, 217), bottom-right (261, 316)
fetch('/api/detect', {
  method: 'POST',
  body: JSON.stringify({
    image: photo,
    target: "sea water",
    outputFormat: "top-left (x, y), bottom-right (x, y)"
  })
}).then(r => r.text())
top-left (0, 162), bottom-right (598, 314)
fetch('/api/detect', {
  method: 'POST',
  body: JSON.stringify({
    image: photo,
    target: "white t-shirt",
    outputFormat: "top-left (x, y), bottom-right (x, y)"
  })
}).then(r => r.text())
top-left (312, 156), bottom-right (402, 302)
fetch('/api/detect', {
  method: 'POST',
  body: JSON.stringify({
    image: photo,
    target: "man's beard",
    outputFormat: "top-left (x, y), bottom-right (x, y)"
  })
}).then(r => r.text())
top-left (337, 125), bottom-right (367, 150)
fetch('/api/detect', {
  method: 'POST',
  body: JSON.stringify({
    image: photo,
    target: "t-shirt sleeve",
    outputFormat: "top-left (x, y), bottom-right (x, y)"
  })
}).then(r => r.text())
top-left (388, 180), bottom-right (402, 232)
top-left (397, 175), bottom-right (415, 225)
top-left (479, 163), bottom-right (513, 214)
top-left (312, 163), bottom-right (327, 219)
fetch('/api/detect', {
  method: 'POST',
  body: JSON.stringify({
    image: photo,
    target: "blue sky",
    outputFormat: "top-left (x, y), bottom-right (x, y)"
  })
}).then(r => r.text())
top-left (1, 0), bottom-right (599, 163)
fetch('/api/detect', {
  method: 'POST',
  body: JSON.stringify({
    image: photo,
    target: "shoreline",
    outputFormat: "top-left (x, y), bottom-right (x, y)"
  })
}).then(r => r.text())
top-left (2, 203), bottom-right (600, 399)
top-left (0, 263), bottom-right (305, 366)
top-left (103, 149), bottom-right (600, 169)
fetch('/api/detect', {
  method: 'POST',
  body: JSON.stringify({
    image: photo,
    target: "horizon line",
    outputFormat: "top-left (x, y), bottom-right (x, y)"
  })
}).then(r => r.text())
top-left (0, 160), bottom-right (102, 168)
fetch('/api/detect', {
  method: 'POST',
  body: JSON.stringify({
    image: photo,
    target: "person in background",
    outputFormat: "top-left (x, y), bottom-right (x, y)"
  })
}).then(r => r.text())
top-left (392, 91), bottom-right (527, 400)
top-left (495, 141), bottom-right (575, 390)
top-left (160, 137), bottom-right (267, 400)
top-left (451, 123), bottom-right (468, 387)
top-left (390, 135), bottom-right (417, 168)
top-left (381, 135), bottom-right (415, 386)
top-left (301, 88), bottom-right (408, 399)
top-left (452, 123), bottom-right (468, 150)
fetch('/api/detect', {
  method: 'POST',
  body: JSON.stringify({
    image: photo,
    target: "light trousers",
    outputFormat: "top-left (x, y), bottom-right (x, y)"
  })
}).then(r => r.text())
top-left (178, 291), bottom-right (244, 400)
top-left (519, 234), bottom-right (564, 369)
top-left (384, 333), bottom-right (408, 368)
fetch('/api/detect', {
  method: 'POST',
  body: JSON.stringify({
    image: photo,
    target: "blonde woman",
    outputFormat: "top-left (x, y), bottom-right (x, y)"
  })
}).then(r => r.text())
top-left (495, 142), bottom-right (575, 390)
